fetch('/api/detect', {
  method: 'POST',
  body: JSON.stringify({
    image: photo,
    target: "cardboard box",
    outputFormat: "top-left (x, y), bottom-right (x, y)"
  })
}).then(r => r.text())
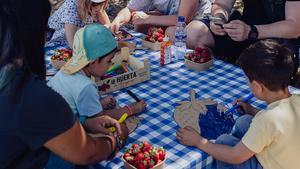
top-left (142, 39), bottom-right (161, 51)
top-left (94, 47), bottom-right (150, 94)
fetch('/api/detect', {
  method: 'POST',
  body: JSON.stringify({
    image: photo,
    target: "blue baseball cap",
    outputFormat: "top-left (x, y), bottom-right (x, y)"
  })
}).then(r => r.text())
top-left (61, 24), bottom-right (117, 74)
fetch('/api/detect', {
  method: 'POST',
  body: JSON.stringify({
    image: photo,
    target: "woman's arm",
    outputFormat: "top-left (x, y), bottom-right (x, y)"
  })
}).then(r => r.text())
top-left (256, 1), bottom-right (300, 39)
top-left (44, 121), bottom-right (117, 164)
top-left (94, 1), bottom-right (111, 25)
top-left (64, 24), bottom-right (78, 48)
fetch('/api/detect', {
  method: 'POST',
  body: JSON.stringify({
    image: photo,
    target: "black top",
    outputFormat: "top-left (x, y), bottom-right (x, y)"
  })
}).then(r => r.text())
top-left (0, 70), bottom-right (75, 169)
top-left (243, 0), bottom-right (300, 25)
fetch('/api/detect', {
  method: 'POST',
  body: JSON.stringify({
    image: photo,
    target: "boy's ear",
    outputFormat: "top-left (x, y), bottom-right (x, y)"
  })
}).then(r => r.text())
top-left (252, 80), bottom-right (263, 93)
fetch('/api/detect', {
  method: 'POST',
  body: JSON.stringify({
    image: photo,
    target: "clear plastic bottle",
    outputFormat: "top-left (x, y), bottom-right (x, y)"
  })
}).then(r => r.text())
top-left (174, 16), bottom-right (187, 60)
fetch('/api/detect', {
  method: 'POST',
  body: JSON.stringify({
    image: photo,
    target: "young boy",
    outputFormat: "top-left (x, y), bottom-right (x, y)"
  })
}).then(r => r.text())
top-left (176, 40), bottom-right (300, 169)
top-left (47, 24), bottom-right (147, 134)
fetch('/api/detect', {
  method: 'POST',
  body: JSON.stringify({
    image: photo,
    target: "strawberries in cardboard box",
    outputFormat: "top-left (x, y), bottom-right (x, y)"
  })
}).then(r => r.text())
top-left (51, 48), bottom-right (72, 62)
top-left (145, 27), bottom-right (165, 43)
top-left (186, 47), bottom-right (212, 63)
top-left (123, 141), bottom-right (166, 169)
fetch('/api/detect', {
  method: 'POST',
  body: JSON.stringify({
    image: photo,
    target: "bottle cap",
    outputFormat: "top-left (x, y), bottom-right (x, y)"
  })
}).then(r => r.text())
top-left (178, 16), bottom-right (185, 22)
top-left (163, 36), bottom-right (169, 42)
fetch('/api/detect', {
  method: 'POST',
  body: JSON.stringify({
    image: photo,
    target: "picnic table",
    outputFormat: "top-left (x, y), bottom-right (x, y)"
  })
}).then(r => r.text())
top-left (45, 34), bottom-right (300, 169)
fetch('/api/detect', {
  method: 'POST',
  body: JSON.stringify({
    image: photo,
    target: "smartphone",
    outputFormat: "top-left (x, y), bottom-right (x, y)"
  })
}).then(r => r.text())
top-left (209, 16), bottom-right (226, 28)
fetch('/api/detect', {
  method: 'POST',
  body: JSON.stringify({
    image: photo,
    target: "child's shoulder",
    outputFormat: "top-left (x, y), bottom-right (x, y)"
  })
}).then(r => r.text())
top-left (48, 71), bottom-right (94, 89)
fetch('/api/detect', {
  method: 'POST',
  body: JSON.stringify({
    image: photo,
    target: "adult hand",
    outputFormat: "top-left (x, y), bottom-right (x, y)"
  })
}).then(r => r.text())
top-left (109, 22), bottom-right (121, 35)
top-left (210, 22), bottom-right (226, 36)
top-left (131, 11), bottom-right (149, 25)
top-left (223, 20), bottom-right (251, 42)
top-left (233, 99), bottom-right (259, 116)
top-left (176, 126), bottom-right (207, 148)
top-left (84, 115), bottom-right (122, 135)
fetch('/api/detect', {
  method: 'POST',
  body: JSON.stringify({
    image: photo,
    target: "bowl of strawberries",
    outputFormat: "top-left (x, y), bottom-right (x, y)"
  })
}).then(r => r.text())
top-left (50, 48), bottom-right (72, 69)
top-left (184, 47), bottom-right (213, 72)
top-left (142, 27), bottom-right (165, 51)
top-left (122, 141), bottom-right (166, 169)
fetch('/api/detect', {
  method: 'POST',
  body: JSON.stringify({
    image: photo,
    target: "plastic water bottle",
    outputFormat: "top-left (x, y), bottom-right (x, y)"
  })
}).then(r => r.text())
top-left (174, 16), bottom-right (187, 60)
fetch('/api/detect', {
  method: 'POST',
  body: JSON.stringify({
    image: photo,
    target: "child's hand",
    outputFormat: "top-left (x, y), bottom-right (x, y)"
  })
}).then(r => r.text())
top-left (131, 11), bottom-right (149, 25)
top-left (176, 126), bottom-right (208, 148)
top-left (234, 99), bottom-right (259, 116)
top-left (84, 115), bottom-right (122, 135)
top-left (128, 100), bottom-right (147, 115)
top-left (100, 95), bottom-right (117, 110)
top-left (109, 22), bottom-right (121, 34)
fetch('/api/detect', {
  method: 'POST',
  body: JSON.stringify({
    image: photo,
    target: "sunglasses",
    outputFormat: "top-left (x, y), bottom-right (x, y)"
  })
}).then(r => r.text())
top-left (91, 1), bottom-right (104, 7)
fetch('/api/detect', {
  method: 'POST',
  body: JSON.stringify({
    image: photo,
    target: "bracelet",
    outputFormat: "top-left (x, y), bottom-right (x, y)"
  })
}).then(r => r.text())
top-left (125, 105), bottom-right (133, 116)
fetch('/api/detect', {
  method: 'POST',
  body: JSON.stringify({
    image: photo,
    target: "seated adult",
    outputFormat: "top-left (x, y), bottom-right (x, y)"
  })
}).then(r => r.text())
top-left (192, 0), bottom-right (300, 77)
top-left (47, 0), bottom-right (110, 48)
top-left (0, 0), bottom-right (129, 168)
top-left (110, 0), bottom-right (211, 45)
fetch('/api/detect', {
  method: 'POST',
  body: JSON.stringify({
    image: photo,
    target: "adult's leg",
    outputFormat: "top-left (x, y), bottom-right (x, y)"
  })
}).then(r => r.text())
top-left (185, 20), bottom-right (215, 49)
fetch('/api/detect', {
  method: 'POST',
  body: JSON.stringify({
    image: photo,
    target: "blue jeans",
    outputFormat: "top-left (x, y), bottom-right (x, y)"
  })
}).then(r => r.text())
top-left (215, 115), bottom-right (263, 169)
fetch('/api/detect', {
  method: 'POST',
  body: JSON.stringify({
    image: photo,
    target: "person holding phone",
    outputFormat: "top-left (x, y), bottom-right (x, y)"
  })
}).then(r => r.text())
top-left (191, 0), bottom-right (300, 84)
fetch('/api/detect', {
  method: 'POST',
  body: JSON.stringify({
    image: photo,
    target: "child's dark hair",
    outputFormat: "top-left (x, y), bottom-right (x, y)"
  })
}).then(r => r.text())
top-left (96, 47), bottom-right (118, 63)
top-left (237, 39), bottom-right (294, 91)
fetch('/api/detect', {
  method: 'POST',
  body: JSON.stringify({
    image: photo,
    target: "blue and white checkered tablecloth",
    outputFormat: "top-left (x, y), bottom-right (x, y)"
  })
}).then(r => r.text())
top-left (45, 34), bottom-right (299, 169)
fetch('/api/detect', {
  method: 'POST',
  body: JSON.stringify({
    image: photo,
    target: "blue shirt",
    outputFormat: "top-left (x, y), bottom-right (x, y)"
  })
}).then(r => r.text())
top-left (127, 0), bottom-right (211, 19)
top-left (0, 70), bottom-right (75, 169)
top-left (47, 71), bottom-right (103, 118)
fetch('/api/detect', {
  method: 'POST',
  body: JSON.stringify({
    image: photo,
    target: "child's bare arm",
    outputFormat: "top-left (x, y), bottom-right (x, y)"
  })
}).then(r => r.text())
top-left (177, 126), bottom-right (255, 164)
top-left (102, 101), bottom-right (147, 120)
top-left (234, 99), bottom-right (260, 116)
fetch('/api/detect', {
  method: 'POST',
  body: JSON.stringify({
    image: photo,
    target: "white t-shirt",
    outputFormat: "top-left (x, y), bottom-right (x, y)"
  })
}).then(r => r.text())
top-left (127, 0), bottom-right (211, 20)
top-left (242, 94), bottom-right (300, 169)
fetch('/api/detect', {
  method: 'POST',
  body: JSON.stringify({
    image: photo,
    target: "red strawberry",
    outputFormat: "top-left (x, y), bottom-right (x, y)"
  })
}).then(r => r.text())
top-left (123, 153), bottom-right (130, 158)
top-left (158, 150), bottom-right (165, 161)
top-left (194, 58), bottom-right (201, 63)
top-left (149, 27), bottom-right (154, 34)
top-left (147, 159), bottom-right (155, 168)
top-left (154, 32), bottom-right (161, 38)
top-left (132, 144), bottom-right (139, 149)
top-left (195, 47), bottom-right (204, 53)
top-left (143, 141), bottom-right (151, 148)
top-left (153, 153), bottom-right (159, 164)
top-left (201, 50), bottom-right (210, 58)
top-left (157, 28), bottom-right (164, 34)
top-left (137, 163), bottom-right (146, 169)
top-left (135, 152), bottom-right (143, 162)
top-left (157, 37), bottom-right (163, 42)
